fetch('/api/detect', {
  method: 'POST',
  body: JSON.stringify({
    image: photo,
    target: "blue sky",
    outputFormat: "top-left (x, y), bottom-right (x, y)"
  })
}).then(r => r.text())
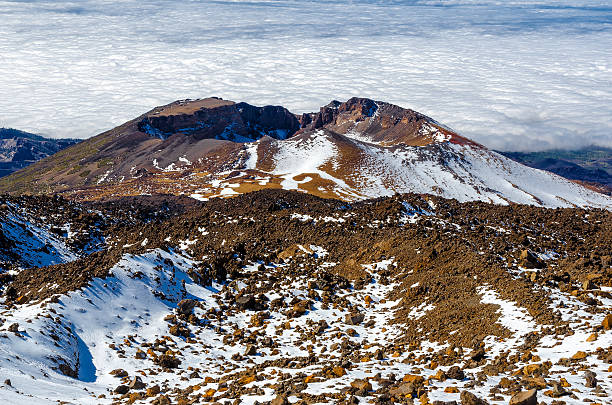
top-left (0, 0), bottom-right (611, 150)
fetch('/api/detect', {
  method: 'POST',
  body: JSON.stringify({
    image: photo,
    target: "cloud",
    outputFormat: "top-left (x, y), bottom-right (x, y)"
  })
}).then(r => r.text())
top-left (0, 0), bottom-right (610, 152)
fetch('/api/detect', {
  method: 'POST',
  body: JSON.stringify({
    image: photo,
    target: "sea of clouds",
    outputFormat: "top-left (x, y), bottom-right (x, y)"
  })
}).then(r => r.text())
top-left (0, 0), bottom-right (611, 151)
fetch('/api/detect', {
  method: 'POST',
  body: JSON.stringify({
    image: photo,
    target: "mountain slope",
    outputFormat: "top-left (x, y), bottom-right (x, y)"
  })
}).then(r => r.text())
top-left (1, 97), bottom-right (610, 210)
top-left (0, 128), bottom-right (79, 177)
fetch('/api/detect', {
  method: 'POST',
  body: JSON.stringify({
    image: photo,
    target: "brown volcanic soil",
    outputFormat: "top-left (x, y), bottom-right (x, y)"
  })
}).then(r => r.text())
top-left (6, 190), bottom-right (611, 349)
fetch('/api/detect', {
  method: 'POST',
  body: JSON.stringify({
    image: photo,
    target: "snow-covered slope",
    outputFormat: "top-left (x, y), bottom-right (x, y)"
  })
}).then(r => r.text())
top-left (2, 244), bottom-right (611, 403)
top-left (0, 206), bottom-right (77, 267)
top-left (0, 249), bottom-right (198, 403)
top-left (240, 130), bottom-right (612, 209)
top-left (0, 199), bottom-right (104, 269)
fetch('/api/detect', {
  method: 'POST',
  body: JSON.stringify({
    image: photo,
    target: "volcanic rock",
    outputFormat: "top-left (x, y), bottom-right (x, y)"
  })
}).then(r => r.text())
top-left (236, 295), bottom-right (258, 311)
top-left (110, 369), bottom-right (128, 378)
top-left (447, 366), bottom-right (465, 380)
top-left (460, 391), bottom-right (489, 405)
top-left (176, 299), bottom-right (197, 315)
top-left (519, 250), bottom-right (544, 269)
top-left (389, 383), bottom-right (415, 397)
top-left (602, 314), bottom-right (612, 330)
top-left (271, 394), bottom-right (289, 405)
top-left (509, 389), bottom-right (537, 405)
top-left (345, 312), bottom-right (365, 325)
top-left (129, 376), bottom-right (146, 390)
top-left (351, 379), bottom-right (373, 391)
top-left (584, 370), bottom-right (597, 388)
top-left (244, 344), bottom-right (257, 356)
top-left (155, 354), bottom-right (181, 368)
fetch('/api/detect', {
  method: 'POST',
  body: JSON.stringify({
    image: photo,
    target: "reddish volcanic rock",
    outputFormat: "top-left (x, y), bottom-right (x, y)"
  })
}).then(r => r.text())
top-left (303, 97), bottom-right (459, 146)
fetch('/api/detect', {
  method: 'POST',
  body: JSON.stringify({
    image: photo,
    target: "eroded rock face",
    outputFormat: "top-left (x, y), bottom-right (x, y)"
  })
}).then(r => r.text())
top-left (137, 98), bottom-right (300, 142)
top-left (235, 102), bottom-right (300, 139)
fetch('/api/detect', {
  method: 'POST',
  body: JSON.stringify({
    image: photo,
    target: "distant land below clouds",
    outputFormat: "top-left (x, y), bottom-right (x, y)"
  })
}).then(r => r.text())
top-left (499, 146), bottom-right (612, 195)
top-left (1, 0), bottom-right (611, 151)
top-left (0, 128), bottom-right (79, 177)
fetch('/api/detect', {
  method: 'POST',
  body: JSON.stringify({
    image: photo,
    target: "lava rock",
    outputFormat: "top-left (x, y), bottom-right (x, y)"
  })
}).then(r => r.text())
top-left (460, 390), bottom-right (489, 405)
top-left (447, 366), bottom-right (465, 380)
top-left (152, 395), bottom-right (171, 405)
top-left (176, 299), bottom-right (197, 315)
top-left (602, 314), bottom-right (612, 330)
top-left (389, 382), bottom-right (415, 397)
top-left (244, 344), bottom-right (257, 356)
top-left (351, 378), bottom-right (372, 391)
top-left (155, 354), bottom-right (181, 368)
top-left (519, 250), bottom-right (544, 269)
top-left (469, 349), bottom-right (485, 362)
top-left (129, 376), bottom-right (146, 390)
top-left (584, 370), bottom-right (597, 388)
top-left (110, 369), bottom-right (128, 378)
top-left (345, 312), bottom-right (365, 325)
top-left (271, 394), bottom-right (289, 405)
top-left (509, 389), bottom-right (537, 405)
top-left (236, 295), bottom-right (258, 311)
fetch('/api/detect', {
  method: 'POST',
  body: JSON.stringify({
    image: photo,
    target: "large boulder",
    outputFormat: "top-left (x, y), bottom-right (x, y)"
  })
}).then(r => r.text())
top-left (389, 382), bottom-right (415, 397)
top-left (519, 250), bottom-right (544, 269)
top-left (447, 366), bottom-right (465, 380)
top-left (345, 312), bottom-right (365, 325)
top-left (509, 389), bottom-right (537, 405)
top-left (351, 378), bottom-right (373, 391)
top-left (460, 391), bottom-right (489, 405)
top-left (176, 299), bottom-right (197, 315)
top-left (602, 313), bottom-right (612, 330)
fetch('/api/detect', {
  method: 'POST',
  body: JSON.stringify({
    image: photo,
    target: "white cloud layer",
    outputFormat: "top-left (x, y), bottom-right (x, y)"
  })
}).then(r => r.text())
top-left (0, 0), bottom-right (610, 151)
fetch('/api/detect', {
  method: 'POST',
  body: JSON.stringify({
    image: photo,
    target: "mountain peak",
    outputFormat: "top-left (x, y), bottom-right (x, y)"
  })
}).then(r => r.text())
top-left (135, 97), bottom-right (464, 147)
top-left (0, 97), bottom-right (609, 209)
top-left (299, 97), bottom-right (475, 147)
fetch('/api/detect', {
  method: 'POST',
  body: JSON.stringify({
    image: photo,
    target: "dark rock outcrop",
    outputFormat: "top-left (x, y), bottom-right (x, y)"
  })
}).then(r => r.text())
top-left (137, 98), bottom-right (300, 142)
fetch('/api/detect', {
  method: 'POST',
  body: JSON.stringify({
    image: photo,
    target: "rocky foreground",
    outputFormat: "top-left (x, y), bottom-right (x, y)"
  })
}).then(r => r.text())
top-left (0, 190), bottom-right (610, 404)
